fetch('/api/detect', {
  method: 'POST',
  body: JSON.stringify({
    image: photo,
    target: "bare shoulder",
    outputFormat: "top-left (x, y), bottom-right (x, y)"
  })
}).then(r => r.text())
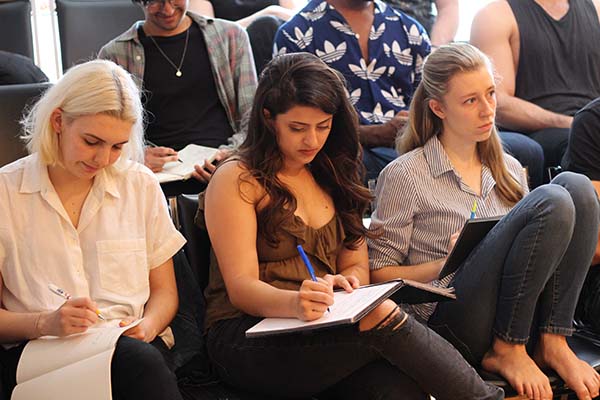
top-left (471, 1), bottom-right (516, 43)
top-left (208, 160), bottom-right (263, 205)
top-left (593, 0), bottom-right (600, 21)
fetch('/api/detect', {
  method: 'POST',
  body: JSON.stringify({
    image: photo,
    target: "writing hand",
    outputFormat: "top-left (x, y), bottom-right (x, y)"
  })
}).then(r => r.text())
top-left (323, 274), bottom-right (359, 292)
top-left (447, 230), bottom-right (461, 254)
top-left (144, 146), bottom-right (179, 172)
top-left (38, 297), bottom-right (98, 337)
top-left (120, 316), bottom-right (156, 343)
top-left (192, 149), bottom-right (229, 183)
top-left (295, 278), bottom-right (334, 321)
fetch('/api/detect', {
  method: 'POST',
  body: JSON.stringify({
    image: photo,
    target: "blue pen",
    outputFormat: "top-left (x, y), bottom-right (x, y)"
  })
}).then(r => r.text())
top-left (470, 200), bottom-right (478, 220)
top-left (296, 245), bottom-right (330, 312)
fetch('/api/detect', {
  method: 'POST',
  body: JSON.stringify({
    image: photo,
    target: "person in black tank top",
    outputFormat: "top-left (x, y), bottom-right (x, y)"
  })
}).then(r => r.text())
top-left (472, 0), bottom-right (600, 173)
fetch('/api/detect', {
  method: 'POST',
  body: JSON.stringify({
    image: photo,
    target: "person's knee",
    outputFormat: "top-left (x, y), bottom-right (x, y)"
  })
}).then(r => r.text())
top-left (113, 337), bottom-right (174, 385)
top-left (360, 300), bottom-right (404, 331)
top-left (552, 172), bottom-right (600, 216)
top-left (534, 184), bottom-right (576, 228)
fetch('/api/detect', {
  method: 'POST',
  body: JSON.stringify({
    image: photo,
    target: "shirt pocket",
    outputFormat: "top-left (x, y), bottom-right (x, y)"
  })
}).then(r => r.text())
top-left (96, 239), bottom-right (148, 296)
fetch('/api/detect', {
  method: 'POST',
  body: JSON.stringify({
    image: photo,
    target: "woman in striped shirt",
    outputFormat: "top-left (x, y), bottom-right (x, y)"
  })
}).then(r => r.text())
top-left (368, 43), bottom-right (600, 400)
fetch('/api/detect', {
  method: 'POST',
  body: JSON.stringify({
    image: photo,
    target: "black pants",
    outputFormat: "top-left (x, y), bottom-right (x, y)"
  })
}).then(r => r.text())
top-left (0, 336), bottom-right (182, 400)
top-left (207, 313), bottom-right (503, 400)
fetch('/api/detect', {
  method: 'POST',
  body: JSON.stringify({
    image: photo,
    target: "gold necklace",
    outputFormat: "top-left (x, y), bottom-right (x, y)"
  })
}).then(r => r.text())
top-left (148, 27), bottom-right (189, 77)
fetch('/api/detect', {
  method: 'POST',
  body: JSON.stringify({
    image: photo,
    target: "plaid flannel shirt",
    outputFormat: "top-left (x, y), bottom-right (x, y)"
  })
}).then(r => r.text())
top-left (99, 12), bottom-right (257, 148)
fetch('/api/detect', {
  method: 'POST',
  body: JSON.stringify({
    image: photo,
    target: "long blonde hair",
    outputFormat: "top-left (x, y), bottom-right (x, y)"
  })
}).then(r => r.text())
top-left (21, 59), bottom-right (144, 169)
top-left (398, 43), bottom-right (524, 205)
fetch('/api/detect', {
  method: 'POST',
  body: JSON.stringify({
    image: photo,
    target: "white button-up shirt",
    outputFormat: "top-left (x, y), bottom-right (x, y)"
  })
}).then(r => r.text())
top-left (0, 154), bottom-right (186, 325)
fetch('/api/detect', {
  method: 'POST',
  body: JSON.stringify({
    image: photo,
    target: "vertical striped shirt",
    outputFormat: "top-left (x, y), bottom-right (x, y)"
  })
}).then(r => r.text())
top-left (367, 135), bottom-right (529, 320)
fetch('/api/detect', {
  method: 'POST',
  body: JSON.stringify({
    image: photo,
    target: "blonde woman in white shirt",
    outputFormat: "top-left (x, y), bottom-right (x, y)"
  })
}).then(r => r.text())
top-left (0, 59), bottom-right (185, 400)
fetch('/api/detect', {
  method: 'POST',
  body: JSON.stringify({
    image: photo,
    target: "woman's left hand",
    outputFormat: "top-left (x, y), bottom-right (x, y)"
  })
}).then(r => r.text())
top-left (323, 274), bottom-right (360, 292)
top-left (120, 317), bottom-right (157, 343)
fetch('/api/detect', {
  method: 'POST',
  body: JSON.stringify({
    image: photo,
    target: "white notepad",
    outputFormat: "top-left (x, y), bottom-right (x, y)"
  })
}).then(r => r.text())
top-left (155, 144), bottom-right (218, 183)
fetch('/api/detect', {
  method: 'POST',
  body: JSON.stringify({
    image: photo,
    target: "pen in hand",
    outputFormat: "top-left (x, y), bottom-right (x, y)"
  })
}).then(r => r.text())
top-left (145, 140), bottom-right (183, 163)
top-left (48, 284), bottom-right (106, 321)
top-left (296, 245), bottom-right (330, 312)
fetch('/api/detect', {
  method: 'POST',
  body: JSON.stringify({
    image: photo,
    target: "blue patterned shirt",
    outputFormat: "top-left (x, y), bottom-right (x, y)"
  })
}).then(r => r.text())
top-left (274, 0), bottom-right (431, 126)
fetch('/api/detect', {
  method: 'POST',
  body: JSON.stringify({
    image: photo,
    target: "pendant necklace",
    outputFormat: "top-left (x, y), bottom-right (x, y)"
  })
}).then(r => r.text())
top-left (148, 27), bottom-right (189, 77)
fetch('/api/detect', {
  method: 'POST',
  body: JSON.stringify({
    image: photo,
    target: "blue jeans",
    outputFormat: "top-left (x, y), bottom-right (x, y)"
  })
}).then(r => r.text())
top-left (429, 172), bottom-right (599, 366)
top-left (363, 146), bottom-right (398, 182)
top-left (499, 131), bottom-right (545, 188)
top-left (207, 312), bottom-right (503, 399)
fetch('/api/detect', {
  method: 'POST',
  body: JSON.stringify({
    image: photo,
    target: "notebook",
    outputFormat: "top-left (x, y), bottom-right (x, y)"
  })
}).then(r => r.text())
top-left (438, 216), bottom-right (502, 279)
top-left (154, 144), bottom-right (218, 183)
top-left (245, 279), bottom-right (455, 338)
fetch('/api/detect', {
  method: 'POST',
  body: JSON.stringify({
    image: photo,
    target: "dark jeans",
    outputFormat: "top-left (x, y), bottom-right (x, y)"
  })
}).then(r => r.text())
top-left (206, 312), bottom-right (503, 400)
top-left (528, 127), bottom-right (570, 170)
top-left (499, 131), bottom-right (545, 188)
top-left (429, 172), bottom-right (600, 366)
top-left (0, 336), bottom-right (182, 400)
top-left (363, 146), bottom-right (398, 182)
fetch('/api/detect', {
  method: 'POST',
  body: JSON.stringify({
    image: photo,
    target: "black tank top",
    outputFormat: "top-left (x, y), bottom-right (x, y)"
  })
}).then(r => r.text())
top-left (508, 0), bottom-right (600, 116)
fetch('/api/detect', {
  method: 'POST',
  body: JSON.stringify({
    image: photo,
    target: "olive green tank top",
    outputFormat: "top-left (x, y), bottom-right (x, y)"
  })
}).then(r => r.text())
top-left (197, 192), bottom-right (347, 331)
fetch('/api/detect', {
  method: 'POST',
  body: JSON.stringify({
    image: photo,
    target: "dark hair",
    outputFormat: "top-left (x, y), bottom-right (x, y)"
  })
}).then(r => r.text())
top-left (237, 53), bottom-right (372, 249)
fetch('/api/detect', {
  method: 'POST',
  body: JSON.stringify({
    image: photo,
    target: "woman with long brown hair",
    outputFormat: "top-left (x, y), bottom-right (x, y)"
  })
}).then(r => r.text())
top-left (201, 52), bottom-right (501, 399)
top-left (369, 43), bottom-right (600, 400)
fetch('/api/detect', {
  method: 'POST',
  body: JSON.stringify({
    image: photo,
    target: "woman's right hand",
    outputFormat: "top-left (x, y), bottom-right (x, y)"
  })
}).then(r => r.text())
top-left (447, 230), bottom-right (461, 254)
top-left (38, 297), bottom-right (99, 337)
top-left (295, 278), bottom-right (334, 321)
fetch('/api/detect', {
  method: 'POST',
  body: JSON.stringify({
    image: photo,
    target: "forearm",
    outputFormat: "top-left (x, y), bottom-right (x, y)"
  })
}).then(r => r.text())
top-left (430, 2), bottom-right (459, 46)
top-left (496, 93), bottom-right (573, 132)
top-left (142, 286), bottom-right (178, 340)
top-left (359, 122), bottom-right (397, 148)
top-left (236, 6), bottom-right (295, 27)
top-left (338, 264), bottom-right (370, 286)
top-left (228, 279), bottom-right (300, 318)
top-left (370, 258), bottom-right (445, 284)
top-left (0, 309), bottom-right (43, 343)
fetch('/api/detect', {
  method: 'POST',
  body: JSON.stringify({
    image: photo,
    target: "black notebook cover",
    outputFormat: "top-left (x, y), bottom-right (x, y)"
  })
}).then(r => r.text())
top-left (438, 216), bottom-right (502, 279)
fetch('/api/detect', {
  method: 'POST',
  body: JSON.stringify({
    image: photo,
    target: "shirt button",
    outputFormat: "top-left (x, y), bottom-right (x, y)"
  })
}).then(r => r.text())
top-left (355, 34), bottom-right (360, 39)
top-left (135, 55), bottom-right (141, 61)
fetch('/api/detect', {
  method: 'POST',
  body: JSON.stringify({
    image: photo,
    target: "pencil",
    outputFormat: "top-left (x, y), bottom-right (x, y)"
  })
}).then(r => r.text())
top-left (48, 284), bottom-right (106, 321)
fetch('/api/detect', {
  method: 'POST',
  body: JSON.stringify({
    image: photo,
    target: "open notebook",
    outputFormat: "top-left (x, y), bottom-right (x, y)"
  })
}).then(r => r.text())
top-left (11, 320), bottom-right (141, 400)
top-left (155, 144), bottom-right (218, 183)
top-left (245, 279), bottom-right (455, 338)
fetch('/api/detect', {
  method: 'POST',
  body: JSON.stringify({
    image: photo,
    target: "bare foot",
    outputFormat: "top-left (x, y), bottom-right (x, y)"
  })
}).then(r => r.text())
top-left (534, 334), bottom-right (600, 400)
top-left (482, 339), bottom-right (552, 399)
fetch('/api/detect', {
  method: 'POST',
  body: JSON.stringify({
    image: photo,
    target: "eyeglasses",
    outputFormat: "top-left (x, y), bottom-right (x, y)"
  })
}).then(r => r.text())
top-left (141, 0), bottom-right (184, 11)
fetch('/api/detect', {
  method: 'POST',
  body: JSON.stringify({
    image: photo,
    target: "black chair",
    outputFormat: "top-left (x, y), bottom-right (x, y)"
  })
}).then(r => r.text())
top-left (0, 0), bottom-right (34, 59)
top-left (55, 0), bottom-right (144, 71)
top-left (0, 82), bottom-right (51, 167)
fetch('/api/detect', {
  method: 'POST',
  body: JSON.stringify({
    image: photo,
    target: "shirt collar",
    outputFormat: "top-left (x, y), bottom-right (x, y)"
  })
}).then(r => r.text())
top-left (19, 153), bottom-right (120, 199)
top-left (423, 136), bottom-right (498, 198)
top-left (423, 135), bottom-right (454, 178)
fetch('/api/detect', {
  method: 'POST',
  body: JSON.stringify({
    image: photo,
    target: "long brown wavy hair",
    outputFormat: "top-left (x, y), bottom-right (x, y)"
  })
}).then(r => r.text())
top-left (397, 43), bottom-right (524, 205)
top-left (236, 53), bottom-right (373, 249)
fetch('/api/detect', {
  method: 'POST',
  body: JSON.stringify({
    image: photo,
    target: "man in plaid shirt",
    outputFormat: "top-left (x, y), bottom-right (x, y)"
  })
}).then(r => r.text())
top-left (100, 0), bottom-right (257, 189)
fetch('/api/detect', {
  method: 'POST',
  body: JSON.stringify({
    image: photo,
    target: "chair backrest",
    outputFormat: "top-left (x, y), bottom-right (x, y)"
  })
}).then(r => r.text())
top-left (176, 194), bottom-right (212, 290)
top-left (55, 0), bottom-right (144, 71)
top-left (0, 0), bottom-right (34, 59)
top-left (0, 82), bottom-right (51, 167)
